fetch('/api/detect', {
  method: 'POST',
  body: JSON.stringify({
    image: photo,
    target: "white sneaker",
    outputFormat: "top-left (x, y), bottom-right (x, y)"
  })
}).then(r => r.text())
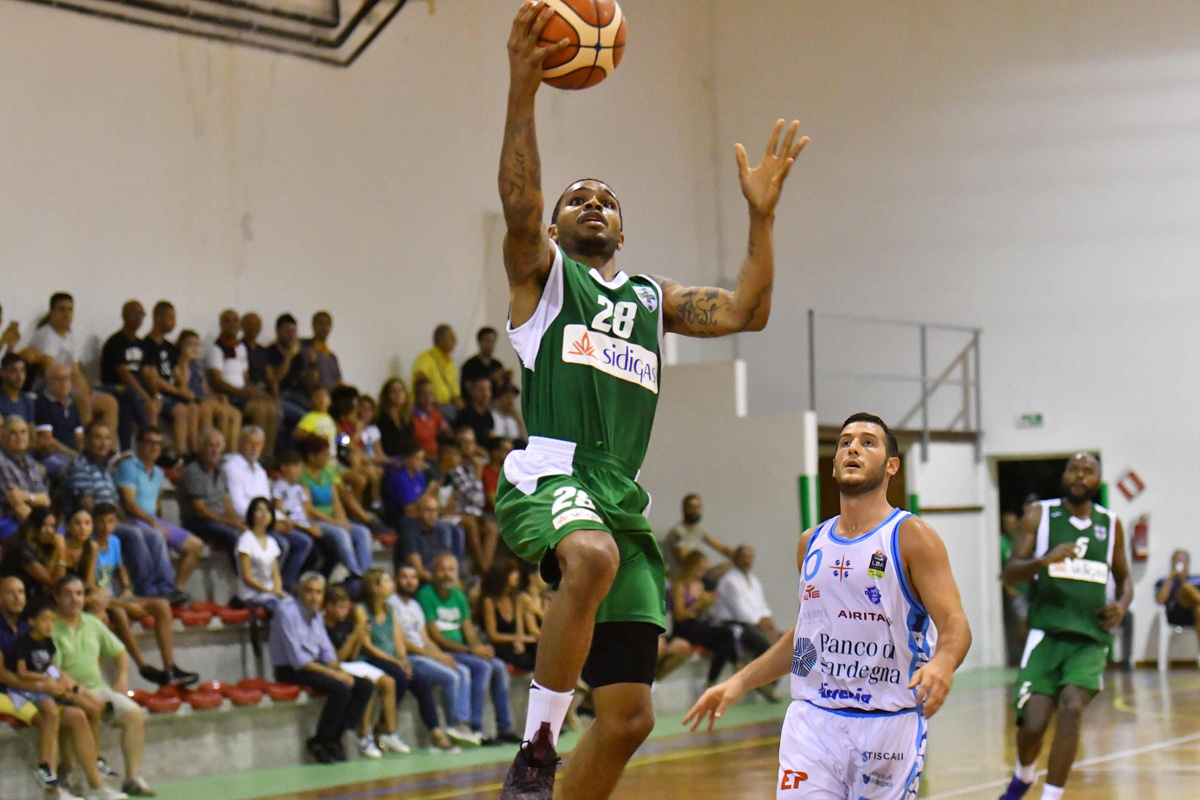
top-left (328, 564), bottom-right (351, 585)
top-left (86, 786), bottom-right (129, 800)
top-left (377, 732), bottom-right (411, 754)
top-left (357, 735), bottom-right (383, 759)
top-left (446, 725), bottom-right (482, 747)
top-left (46, 789), bottom-right (83, 800)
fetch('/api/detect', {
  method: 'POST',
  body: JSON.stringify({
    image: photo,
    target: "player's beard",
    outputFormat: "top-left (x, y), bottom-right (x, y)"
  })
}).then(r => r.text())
top-left (563, 227), bottom-right (619, 260)
top-left (835, 461), bottom-right (888, 497)
top-left (1064, 482), bottom-right (1097, 503)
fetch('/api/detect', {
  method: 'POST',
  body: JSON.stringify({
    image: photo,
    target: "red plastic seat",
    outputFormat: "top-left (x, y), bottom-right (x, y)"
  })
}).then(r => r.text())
top-left (191, 601), bottom-right (221, 614)
top-left (216, 606), bottom-right (251, 625)
top-left (0, 713), bottom-right (27, 730)
top-left (194, 681), bottom-right (225, 695)
top-left (236, 678), bottom-right (270, 692)
top-left (374, 532), bottom-right (398, 549)
top-left (133, 691), bottom-right (181, 714)
top-left (185, 690), bottom-right (223, 711)
top-left (140, 616), bottom-right (156, 629)
top-left (175, 608), bottom-right (214, 627)
top-left (156, 685), bottom-right (184, 699)
top-left (237, 678), bottom-right (299, 702)
top-left (225, 687), bottom-right (264, 707)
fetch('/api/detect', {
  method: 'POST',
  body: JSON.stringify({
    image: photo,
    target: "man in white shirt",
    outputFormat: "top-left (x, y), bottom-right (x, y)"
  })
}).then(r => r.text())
top-left (223, 424), bottom-right (311, 592)
top-left (714, 545), bottom-right (781, 661)
top-left (207, 309), bottom-right (280, 460)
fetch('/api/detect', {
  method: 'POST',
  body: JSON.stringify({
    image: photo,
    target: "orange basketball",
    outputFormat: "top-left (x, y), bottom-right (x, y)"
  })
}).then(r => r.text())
top-left (539, 0), bottom-right (627, 90)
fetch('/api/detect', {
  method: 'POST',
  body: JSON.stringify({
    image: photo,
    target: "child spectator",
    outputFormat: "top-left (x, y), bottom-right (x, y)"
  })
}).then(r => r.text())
top-left (297, 386), bottom-right (337, 457)
top-left (176, 329), bottom-right (240, 452)
top-left (482, 438), bottom-right (512, 513)
top-left (478, 562), bottom-right (537, 673)
top-left (66, 505), bottom-right (198, 688)
top-left (237, 497), bottom-right (285, 611)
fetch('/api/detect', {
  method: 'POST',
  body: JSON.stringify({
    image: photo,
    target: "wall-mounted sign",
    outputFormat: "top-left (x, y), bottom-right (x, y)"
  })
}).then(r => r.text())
top-left (1016, 413), bottom-right (1044, 428)
top-left (1116, 470), bottom-right (1145, 501)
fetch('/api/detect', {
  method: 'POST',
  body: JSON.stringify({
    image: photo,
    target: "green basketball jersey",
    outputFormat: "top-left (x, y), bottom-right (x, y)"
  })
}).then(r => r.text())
top-left (1027, 499), bottom-right (1117, 644)
top-left (508, 243), bottom-right (664, 471)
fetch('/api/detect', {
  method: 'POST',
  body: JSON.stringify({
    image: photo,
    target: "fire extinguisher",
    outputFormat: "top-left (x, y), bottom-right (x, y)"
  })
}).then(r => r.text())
top-left (1131, 514), bottom-right (1149, 563)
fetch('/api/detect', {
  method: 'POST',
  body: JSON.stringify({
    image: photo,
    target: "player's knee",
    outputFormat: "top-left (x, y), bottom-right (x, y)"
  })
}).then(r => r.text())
top-left (558, 532), bottom-right (619, 591)
top-left (604, 704), bottom-right (655, 748)
top-left (1058, 692), bottom-right (1088, 720)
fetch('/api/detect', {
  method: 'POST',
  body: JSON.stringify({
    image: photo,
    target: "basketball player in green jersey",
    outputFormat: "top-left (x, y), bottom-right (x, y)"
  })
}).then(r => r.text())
top-left (999, 453), bottom-right (1132, 800)
top-left (496, 3), bottom-right (806, 798)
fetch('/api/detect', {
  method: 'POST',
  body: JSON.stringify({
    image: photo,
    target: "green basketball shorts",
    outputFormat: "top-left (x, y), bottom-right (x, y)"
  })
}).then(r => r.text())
top-left (1013, 629), bottom-right (1110, 717)
top-left (495, 436), bottom-right (666, 630)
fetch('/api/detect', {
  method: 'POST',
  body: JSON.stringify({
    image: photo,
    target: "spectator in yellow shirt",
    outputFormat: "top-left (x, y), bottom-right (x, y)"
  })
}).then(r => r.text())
top-left (411, 324), bottom-right (461, 419)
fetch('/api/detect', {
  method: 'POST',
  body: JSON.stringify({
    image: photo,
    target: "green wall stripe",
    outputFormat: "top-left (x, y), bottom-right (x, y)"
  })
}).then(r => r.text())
top-left (908, 493), bottom-right (920, 516)
top-left (799, 474), bottom-right (818, 530)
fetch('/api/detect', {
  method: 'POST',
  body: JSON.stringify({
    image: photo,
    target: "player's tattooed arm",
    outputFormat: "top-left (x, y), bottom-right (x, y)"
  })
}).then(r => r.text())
top-left (653, 120), bottom-right (807, 339)
top-left (499, 2), bottom-right (569, 297)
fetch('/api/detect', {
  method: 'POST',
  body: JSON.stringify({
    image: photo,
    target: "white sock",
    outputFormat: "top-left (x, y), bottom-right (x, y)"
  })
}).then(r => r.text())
top-left (1015, 759), bottom-right (1037, 783)
top-left (523, 680), bottom-right (575, 747)
top-left (1040, 785), bottom-right (1063, 800)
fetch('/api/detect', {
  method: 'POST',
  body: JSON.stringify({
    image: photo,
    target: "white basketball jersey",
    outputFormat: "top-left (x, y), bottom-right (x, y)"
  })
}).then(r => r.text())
top-left (791, 509), bottom-right (935, 713)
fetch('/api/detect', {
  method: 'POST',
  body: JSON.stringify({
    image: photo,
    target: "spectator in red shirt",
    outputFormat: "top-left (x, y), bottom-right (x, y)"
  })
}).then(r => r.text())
top-left (411, 378), bottom-right (447, 460)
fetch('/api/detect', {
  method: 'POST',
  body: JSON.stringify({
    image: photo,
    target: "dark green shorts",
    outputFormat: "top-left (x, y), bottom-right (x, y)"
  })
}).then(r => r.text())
top-left (495, 448), bottom-right (666, 630)
top-left (1013, 629), bottom-right (1109, 717)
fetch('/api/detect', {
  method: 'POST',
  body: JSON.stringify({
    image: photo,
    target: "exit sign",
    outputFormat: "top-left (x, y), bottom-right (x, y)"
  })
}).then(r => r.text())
top-left (1017, 413), bottom-right (1044, 428)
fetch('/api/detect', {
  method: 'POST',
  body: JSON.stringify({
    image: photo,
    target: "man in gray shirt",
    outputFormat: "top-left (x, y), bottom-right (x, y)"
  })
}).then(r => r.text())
top-left (175, 429), bottom-right (242, 563)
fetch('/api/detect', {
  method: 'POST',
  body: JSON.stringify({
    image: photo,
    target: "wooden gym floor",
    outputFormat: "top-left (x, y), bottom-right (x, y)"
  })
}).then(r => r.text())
top-left (157, 668), bottom-right (1200, 800)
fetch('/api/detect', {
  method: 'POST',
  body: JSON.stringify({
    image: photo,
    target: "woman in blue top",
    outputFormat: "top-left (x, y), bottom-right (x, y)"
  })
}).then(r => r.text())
top-left (175, 329), bottom-right (240, 454)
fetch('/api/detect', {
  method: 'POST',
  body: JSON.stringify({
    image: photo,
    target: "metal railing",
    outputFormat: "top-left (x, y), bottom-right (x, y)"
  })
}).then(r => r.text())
top-left (807, 310), bottom-right (983, 462)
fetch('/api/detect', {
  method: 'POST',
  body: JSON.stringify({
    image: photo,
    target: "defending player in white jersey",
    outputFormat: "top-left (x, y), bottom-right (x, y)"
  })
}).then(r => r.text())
top-left (685, 413), bottom-right (972, 799)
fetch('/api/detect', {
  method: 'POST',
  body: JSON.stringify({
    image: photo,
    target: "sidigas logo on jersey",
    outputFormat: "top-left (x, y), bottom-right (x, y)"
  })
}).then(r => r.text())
top-left (561, 324), bottom-right (659, 394)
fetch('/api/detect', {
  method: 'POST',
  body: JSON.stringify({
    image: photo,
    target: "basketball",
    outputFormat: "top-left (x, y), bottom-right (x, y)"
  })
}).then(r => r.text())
top-left (539, 0), bottom-right (627, 90)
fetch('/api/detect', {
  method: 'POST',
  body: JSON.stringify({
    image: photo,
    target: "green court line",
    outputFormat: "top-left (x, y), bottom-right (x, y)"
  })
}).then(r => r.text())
top-left (154, 667), bottom-right (1017, 800)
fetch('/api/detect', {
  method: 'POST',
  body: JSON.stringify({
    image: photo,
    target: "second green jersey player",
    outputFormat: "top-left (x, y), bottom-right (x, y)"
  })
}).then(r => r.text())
top-left (999, 453), bottom-right (1132, 800)
top-left (496, 5), bottom-right (808, 799)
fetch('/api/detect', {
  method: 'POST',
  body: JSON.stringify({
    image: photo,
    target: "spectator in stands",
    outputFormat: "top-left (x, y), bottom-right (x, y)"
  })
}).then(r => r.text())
top-left (0, 507), bottom-right (65, 602)
top-left (113, 427), bottom-right (205, 592)
top-left (67, 505), bottom-right (197, 688)
top-left (358, 568), bottom-right (451, 753)
top-left (482, 438), bottom-right (512, 513)
top-left (417, 553), bottom-right (520, 744)
top-left (299, 436), bottom-right (372, 588)
top-left (269, 572), bottom-right (374, 764)
top-left (478, 562), bottom-right (537, 673)
top-left (329, 392), bottom-right (385, 534)
top-left (32, 362), bottom-right (84, 477)
top-left (455, 378), bottom-right (495, 449)
top-left (0, 414), bottom-right (51, 541)
top-left (28, 292), bottom-right (118, 431)
top-left (224, 426), bottom-right (311, 592)
top-left (52, 574), bottom-right (156, 796)
top-left (206, 309), bottom-right (279, 459)
top-left (302, 311), bottom-right (343, 392)
top-left (265, 314), bottom-right (311, 432)
top-left (442, 435), bottom-right (499, 575)
top-left (412, 325), bottom-right (461, 419)
top-left (0, 302), bottom-right (24, 363)
top-left (176, 428), bottom-right (242, 564)
top-left (0, 352), bottom-right (36, 422)
top-left (460, 327), bottom-right (504, 392)
top-left (356, 394), bottom-right (384, 461)
top-left (374, 378), bottom-right (415, 458)
top-left (236, 497), bottom-right (285, 611)
top-left (388, 564), bottom-right (480, 747)
top-left (297, 386), bottom-right (337, 455)
top-left (63, 421), bottom-right (187, 605)
top-left (491, 380), bottom-right (526, 446)
top-left (0, 576), bottom-right (120, 800)
top-left (175, 329), bottom-right (240, 453)
top-left (241, 313), bottom-right (270, 390)
top-left (454, 423), bottom-right (488, 466)
top-left (520, 568), bottom-right (547, 637)
top-left (667, 493), bottom-right (735, 582)
top-left (99, 300), bottom-right (159, 449)
top-left (655, 635), bottom-right (695, 683)
top-left (394, 488), bottom-right (463, 584)
top-left (321, 583), bottom-right (430, 758)
top-left (411, 378), bottom-right (448, 459)
top-left (713, 545), bottom-right (781, 699)
top-left (1156, 549), bottom-right (1200, 658)
top-left (139, 300), bottom-right (196, 460)
top-left (670, 551), bottom-right (739, 687)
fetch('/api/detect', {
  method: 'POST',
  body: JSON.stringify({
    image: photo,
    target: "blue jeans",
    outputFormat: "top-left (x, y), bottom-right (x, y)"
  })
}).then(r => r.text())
top-left (411, 654), bottom-right (471, 728)
top-left (270, 529), bottom-right (313, 591)
top-left (114, 522), bottom-right (176, 597)
top-left (452, 652), bottom-right (514, 734)
top-left (315, 521), bottom-right (372, 575)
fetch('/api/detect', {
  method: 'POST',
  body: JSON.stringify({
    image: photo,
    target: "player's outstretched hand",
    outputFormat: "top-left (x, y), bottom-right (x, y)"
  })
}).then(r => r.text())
top-left (508, 1), bottom-right (572, 96)
top-left (683, 677), bottom-right (745, 732)
top-left (908, 656), bottom-right (954, 718)
top-left (736, 119), bottom-right (809, 218)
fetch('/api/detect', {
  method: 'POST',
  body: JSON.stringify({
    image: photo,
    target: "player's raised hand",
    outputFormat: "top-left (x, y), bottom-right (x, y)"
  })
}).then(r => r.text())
top-left (736, 119), bottom-right (808, 218)
top-left (683, 676), bottom-right (745, 732)
top-left (508, 1), bottom-right (571, 96)
top-left (909, 656), bottom-right (954, 718)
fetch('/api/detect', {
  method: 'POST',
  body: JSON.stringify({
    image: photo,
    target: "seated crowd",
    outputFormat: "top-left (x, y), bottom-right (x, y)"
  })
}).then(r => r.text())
top-left (0, 293), bottom-right (772, 795)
